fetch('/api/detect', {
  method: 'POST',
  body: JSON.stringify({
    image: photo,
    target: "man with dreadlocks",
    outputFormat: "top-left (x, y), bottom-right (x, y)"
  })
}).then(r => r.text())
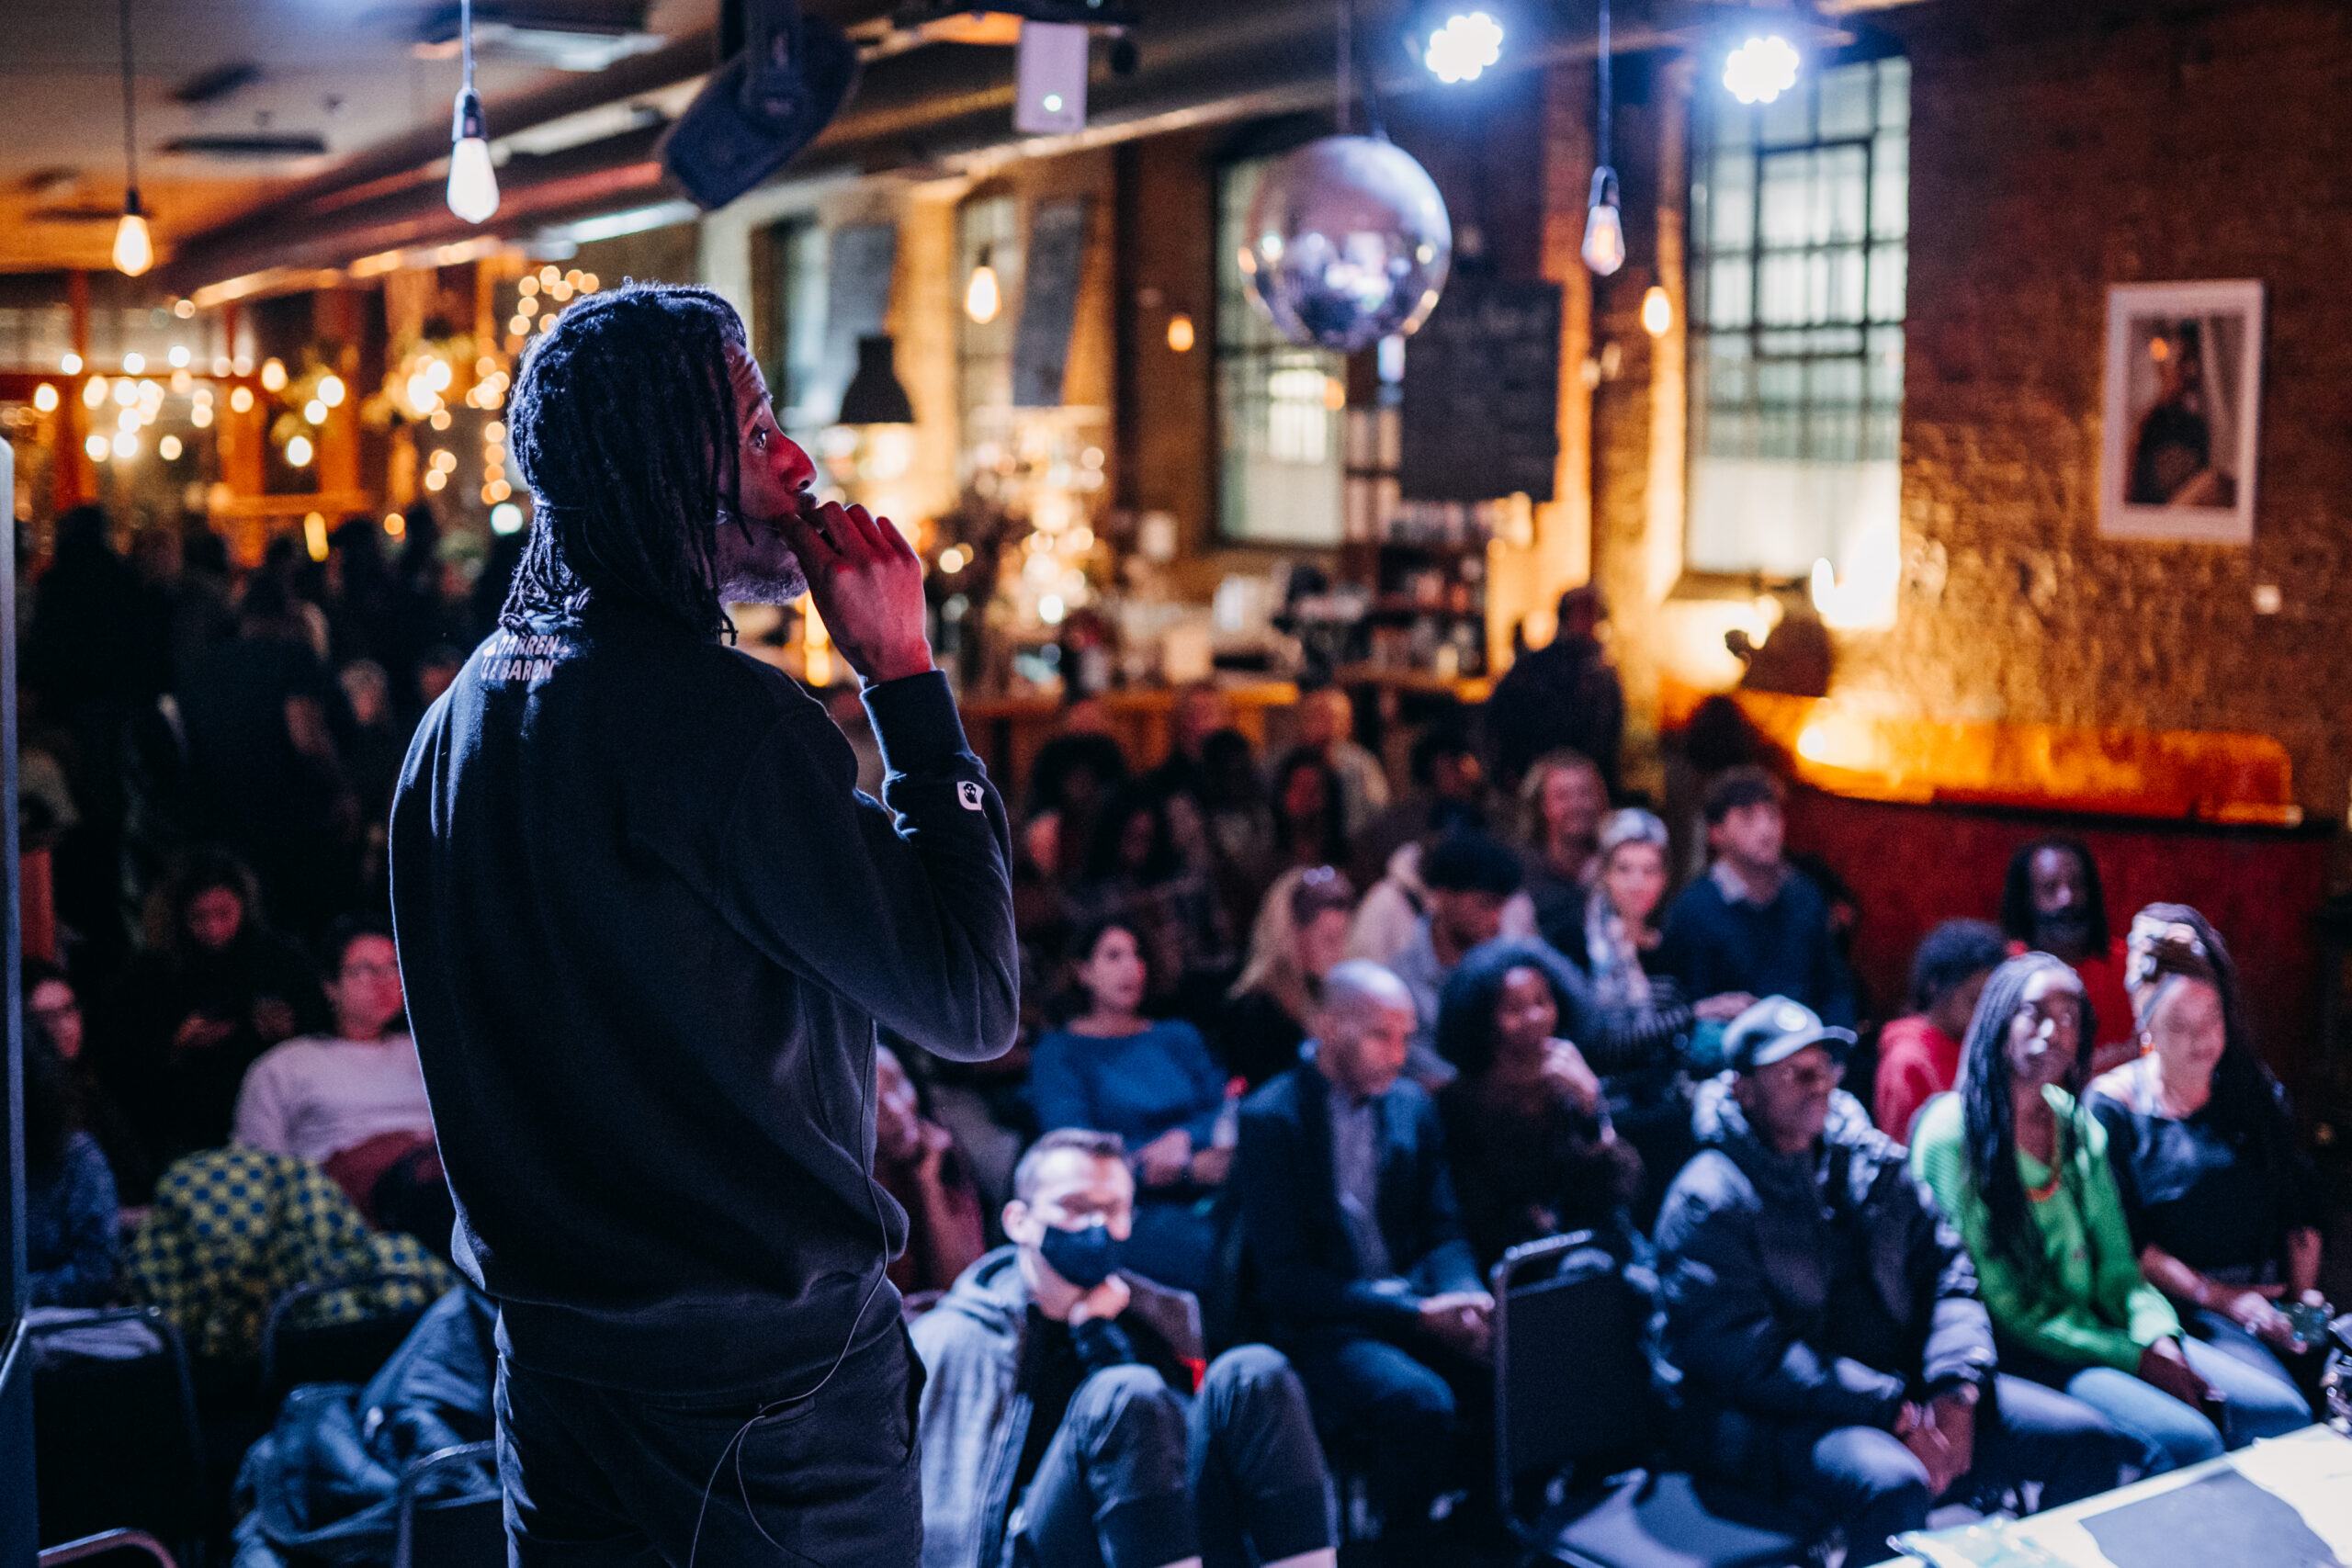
top-left (390, 284), bottom-right (1018, 1564)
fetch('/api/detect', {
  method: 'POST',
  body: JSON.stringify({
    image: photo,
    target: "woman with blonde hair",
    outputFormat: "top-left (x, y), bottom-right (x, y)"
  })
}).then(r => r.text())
top-left (1213, 865), bottom-right (1356, 1089)
top-left (1518, 748), bottom-right (1608, 952)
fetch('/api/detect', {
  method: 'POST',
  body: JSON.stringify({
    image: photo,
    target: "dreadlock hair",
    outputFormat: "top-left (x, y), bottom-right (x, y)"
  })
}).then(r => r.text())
top-left (2126, 903), bottom-right (2303, 1256)
top-left (503, 283), bottom-right (748, 638)
top-left (1956, 952), bottom-right (2097, 1300)
top-left (1999, 835), bottom-right (2110, 953)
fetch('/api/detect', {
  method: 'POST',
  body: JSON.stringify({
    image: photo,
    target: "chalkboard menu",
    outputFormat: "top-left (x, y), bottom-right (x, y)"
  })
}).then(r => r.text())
top-left (1013, 197), bottom-right (1090, 408)
top-left (1399, 278), bottom-right (1562, 502)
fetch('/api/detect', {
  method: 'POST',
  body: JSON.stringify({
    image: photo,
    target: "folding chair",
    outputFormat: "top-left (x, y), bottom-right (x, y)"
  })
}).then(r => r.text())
top-left (38, 1531), bottom-right (177, 1566)
top-left (391, 1440), bottom-right (503, 1568)
top-left (28, 1308), bottom-right (209, 1565)
top-left (1491, 1234), bottom-right (1812, 1568)
top-left (259, 1272), bottom-right (435, 1404)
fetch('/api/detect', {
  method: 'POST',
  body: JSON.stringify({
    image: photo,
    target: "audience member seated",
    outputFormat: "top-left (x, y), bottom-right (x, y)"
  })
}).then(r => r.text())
top-left (1236, 962), bottom-right (1490, 1563)
top-left (1563, 808), bottom-right (1751, 1219)
top-left (1268, 746), bottom-right (1351, 878)
top-left (914, 1129), bottom-right (1336, 1568)
top-left (1350, 724), bottom-right (1489, 892)
top-left (336, 657), bottom-right (409, 828)
top-left (92, 847), bottom-right (330, 1172)
top-left (127, 1144), bottom-right (453, 1365)
top-left (1024, 726), bottom-right (1130, 891)
top-left (1216, 865), bottom-right (1356, 1090)
top-left (1660, 767), bottom-right (1856, 1030)
top-left (1198, 727), bottom-right (1278, 930)
top-left (2087, 906), bottom-right (2325, 1405)
top-left (1294, 686), bottom-right (1388, 841)
top-left (1517, 748), bottom-right (1608, 953)
top-left (24, 1032), bottom-right (120, 1306)
top-left (176, 576), bottom-right (360, 938)
top-left (1032, 920), bottom-right (1234, 1292)
top-left (1380, 831), bottom-right (1525, 1088)
top-left (23, 956), bottom-right (153, 1205)
top-left (232, 918), bottom-right (431, 1210)
top-left (1875, 919), bottom-right (2008, 1142)
top-left (1484, 584), bottom-right (1624, 795)
top-left (1911, 955), bottom-right (2310, 1469)
top-left (1656, 998), bottom-right (2141, 1561)
top-left (2000, 836), bottom-right (2133, 1073)
top-left (874, 1043), bottom-right (986, 1303)
top-left (1434, 939), bottom-right (1638, 1269)
top-left (1143, 682), bottom-right (1233, 810)
top-left (1070, 785), bottom-right (1238, 1022)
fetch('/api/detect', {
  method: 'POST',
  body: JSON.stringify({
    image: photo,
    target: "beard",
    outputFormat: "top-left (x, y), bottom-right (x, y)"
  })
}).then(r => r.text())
top-left (2033, 908), bottom-right (2098, 955)
top-left (713, 505), bottom-right (809, 605)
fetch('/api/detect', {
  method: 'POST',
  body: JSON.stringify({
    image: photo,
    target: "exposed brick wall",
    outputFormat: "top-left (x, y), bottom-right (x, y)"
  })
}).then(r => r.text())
top-left (1589, 0), bottom-right (2352, 824)
top-left (1852, 0), bottom-right (2352, 822)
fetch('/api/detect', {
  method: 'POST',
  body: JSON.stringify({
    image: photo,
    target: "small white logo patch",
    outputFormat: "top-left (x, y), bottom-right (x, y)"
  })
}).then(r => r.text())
top-left (957, 781), bottom-right (986, 811)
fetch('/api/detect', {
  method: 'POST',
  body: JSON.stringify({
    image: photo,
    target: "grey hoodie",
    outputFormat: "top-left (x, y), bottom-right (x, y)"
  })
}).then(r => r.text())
top-left (910, 1247), bottom-right (1203, 1568)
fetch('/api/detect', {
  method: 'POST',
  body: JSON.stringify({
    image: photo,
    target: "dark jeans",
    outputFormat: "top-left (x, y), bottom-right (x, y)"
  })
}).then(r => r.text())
top-left (1283, 1331), bottom-right (1489, 1562)
top-left (1013, 1345), bottom-right (1332, 1568)
top-left (494, 1324), bottom-right (923, 1567)
top-left (1772, 1373), bottom-right (2142, 1567)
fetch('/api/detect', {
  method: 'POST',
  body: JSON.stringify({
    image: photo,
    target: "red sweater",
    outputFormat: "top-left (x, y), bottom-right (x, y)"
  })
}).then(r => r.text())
top-left (1873, 1015), bottom-right (1962, 1143)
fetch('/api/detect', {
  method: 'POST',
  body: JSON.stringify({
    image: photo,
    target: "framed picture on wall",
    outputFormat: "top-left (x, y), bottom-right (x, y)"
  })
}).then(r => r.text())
top-left (2098, 279), bottom-right (2264, 544)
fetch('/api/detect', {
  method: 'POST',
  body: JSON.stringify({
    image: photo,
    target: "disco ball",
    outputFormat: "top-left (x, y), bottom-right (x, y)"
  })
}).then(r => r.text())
top-left (1241, 135), bottom-right (1453, 354)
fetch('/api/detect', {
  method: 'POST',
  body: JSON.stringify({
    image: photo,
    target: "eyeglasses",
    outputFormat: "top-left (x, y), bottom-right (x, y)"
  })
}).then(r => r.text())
top-left (1301, 865), bottom-right (1341, 887)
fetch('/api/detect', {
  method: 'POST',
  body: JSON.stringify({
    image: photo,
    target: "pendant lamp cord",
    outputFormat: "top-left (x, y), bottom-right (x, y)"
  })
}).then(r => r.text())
top-left (1335, 0), bottom-right (1352, 136)
top-left (119, 0), bottom-right (139, 196)
top-left (1596, 0), bottom-right (1612, 172)
top-left (1332, 0), bottom-right (1385, 141)
top-left (461, 0), bottom-right (477, 93)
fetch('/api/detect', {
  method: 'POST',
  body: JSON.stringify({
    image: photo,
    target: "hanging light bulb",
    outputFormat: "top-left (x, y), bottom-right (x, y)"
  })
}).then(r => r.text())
top-left (1724, 35), bottom-right (1802, 106)
top-left (445, 0), bottom-right (500, 223)
top-left (112, 0), bottom-right (153, 276)
top-left (1641, 285), bottom-right (1673, 336)
top-left (113, 203), bottom-right (154, 276)
top-left (965, 246), bottom-right (1001, 324)
top-left (1581, 167), bottom-right (1625, 276)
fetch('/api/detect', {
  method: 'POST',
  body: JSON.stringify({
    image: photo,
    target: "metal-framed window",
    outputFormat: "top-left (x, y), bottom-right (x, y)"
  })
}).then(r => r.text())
top-left (1688, 54), bottom-right (1909, 579)
top-left (1216, 155), bottom-right (1344, 547)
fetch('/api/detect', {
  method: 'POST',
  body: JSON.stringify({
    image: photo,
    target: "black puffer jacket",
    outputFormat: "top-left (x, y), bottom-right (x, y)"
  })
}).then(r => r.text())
top-left (1654, 1077), bottom-right (1993, 1476)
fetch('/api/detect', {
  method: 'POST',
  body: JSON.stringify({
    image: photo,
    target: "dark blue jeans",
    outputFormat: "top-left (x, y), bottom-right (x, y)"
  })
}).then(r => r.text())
top-left (1012, 1345), bottom-right (1333, 1568)
top-left (1772, 1373), bottom-right (2143, 1567)
top-left (494, 1324), bottom-right (923, 1567)
top-left (1282, 1331), bottom-right (1488, 1563)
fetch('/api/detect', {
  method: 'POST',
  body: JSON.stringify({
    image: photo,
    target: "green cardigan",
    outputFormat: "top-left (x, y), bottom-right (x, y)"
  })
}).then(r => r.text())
top-left (1910, 1085), bottom-right (2180, 1373)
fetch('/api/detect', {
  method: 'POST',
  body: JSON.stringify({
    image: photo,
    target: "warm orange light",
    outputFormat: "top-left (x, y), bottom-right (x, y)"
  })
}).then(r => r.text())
top-left (1166, 313), bottom-right (1196, 354)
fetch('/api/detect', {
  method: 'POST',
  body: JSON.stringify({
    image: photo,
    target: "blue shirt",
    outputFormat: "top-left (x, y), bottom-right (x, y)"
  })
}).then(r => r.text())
top-left (28, 1131), bottom-right (119, 1307)
top-left (1658, 863), bottom-right (1856, 1029)
top-left (1030, 1020), bottom-right (1228, 1152)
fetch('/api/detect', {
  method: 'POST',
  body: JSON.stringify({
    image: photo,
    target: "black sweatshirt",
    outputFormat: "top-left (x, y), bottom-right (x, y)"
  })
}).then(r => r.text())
top-left (389, 601), bottom-right (1019, 1396)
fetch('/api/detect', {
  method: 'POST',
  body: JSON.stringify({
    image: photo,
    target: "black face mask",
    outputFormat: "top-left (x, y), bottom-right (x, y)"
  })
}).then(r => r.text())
top-left (1037, 1218), bottom-right (1122, 1290)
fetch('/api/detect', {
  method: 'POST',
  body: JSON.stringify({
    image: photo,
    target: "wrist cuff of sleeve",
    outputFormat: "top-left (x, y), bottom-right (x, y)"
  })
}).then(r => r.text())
top-left (862, 670), bottom-right (971, 776)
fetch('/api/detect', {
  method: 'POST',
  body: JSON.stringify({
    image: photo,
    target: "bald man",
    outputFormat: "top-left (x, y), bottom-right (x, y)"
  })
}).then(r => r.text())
top-left (1234, 961), bottom-right (1489, 1563)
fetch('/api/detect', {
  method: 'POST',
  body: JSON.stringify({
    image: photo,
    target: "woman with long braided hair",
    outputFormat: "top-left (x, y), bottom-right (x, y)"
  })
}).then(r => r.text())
top-left (1912, 951), bottom-right (2302, 1473)
top-left (390, 283), bottom-right (1019, 1564)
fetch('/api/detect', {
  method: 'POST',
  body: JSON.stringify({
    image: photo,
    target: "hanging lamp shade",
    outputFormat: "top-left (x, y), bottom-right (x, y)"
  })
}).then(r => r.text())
top-left (837, 334), bottom-right (914, 425)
